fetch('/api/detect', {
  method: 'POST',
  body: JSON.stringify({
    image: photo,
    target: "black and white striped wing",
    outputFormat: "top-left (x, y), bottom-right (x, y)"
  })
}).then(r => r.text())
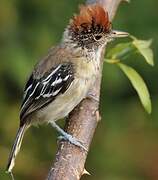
top-left (20, 63), bottom-right (74, 121)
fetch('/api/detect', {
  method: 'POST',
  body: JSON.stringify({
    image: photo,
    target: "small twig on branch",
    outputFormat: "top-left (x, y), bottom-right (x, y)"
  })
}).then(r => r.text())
top-left (47, 0), bottom-right (126, 179)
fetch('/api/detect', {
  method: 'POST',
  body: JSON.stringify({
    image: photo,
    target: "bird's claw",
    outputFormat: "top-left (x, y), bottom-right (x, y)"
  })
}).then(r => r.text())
top-left (58, 134), bottom-right (88, 152)
top-left (87, 93), bottom-right (99, 103)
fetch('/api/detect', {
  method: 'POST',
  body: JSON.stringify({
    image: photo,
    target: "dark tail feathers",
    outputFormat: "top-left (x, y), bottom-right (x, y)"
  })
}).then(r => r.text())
top-left (6, 124), bottom-right (28, 173)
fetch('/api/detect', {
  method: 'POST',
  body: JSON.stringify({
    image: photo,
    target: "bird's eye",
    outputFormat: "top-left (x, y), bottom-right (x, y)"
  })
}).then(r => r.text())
top-left (94, 35), bottom-right (102, 41)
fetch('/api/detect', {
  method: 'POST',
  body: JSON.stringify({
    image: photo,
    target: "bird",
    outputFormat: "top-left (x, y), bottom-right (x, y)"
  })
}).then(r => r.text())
top-left (6, 4), bottom-right (128, 174)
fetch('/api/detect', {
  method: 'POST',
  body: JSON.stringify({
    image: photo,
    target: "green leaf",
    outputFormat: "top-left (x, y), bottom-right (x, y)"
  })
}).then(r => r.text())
top-left (133, 39), bottom-right (154, 66)
top-left (117, 63), bottom-right (152, 114)
top-left (106, 42), bottom-right (134, 60)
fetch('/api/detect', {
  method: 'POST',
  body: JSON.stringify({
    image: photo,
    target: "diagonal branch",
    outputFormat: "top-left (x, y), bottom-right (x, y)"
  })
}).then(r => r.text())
top-left (47, 0), bottom-right (125, 179)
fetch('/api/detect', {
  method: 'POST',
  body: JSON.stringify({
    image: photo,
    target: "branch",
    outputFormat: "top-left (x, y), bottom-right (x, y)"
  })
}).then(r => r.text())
top-left (47, 0), bottom-right (125, 179)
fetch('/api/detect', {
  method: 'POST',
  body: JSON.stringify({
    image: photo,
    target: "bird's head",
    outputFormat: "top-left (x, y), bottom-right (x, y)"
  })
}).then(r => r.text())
top-left (63, 4), bottom-right (128, 50)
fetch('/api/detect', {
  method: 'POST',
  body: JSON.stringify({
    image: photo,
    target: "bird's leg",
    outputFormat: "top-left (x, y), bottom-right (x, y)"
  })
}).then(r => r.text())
top-left (51, 121), bottom-right (87, 152)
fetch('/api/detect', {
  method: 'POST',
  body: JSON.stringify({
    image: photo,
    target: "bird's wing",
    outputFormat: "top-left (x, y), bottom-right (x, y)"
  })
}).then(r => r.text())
top-left (20, 62), bottom-right (74, 122)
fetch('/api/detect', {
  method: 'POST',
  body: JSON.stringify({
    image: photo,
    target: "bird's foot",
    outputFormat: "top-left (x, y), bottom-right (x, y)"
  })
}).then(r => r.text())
top-left (58, 134), bottom-right (87, 152)
top-left (51, 121), bottom-right (87, 152)
top-left (87, 93), bottom-right (99, 103)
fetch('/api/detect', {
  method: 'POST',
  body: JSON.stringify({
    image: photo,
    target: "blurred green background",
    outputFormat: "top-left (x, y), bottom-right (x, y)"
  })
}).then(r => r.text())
top-left (0, 0), bottom-right (157, 179)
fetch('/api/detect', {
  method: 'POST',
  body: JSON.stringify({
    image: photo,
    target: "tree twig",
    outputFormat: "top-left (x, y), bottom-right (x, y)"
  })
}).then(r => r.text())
top-left (47, 0), bottom-right (125, 179)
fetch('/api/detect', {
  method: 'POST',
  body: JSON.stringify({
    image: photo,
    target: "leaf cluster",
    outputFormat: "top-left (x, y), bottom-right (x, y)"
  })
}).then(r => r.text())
top-left (105, 36), bottom-right (154, 114)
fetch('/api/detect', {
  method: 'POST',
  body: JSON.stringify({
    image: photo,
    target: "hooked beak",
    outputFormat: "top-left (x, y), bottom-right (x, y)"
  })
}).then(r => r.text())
top-left (111, 30), bottom-right (129, 38)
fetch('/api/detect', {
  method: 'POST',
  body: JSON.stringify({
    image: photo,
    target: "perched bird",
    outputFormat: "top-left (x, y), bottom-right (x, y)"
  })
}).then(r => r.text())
top-left (6, 4), bottom-right (128, 174)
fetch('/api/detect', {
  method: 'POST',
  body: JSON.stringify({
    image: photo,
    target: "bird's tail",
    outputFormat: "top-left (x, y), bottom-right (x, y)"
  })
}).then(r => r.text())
top-left (6, 124), bottom-right (28, 173)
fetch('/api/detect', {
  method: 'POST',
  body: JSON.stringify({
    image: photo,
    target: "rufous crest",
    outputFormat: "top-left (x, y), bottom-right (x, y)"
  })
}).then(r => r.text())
top-left (69, 4), bottom-right (111, 33)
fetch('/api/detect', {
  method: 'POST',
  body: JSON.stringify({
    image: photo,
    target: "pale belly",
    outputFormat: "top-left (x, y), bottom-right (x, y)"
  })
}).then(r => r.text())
top-left (35, 78), bottom-right (93, 123)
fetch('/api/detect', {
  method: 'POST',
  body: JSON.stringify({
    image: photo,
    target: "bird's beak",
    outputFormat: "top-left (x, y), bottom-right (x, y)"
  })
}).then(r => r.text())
top-left (111, 30), bottom-right (129, 38)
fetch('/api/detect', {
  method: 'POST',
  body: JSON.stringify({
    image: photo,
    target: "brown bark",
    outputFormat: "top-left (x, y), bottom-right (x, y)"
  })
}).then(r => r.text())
top-left (47, 0), bottom-right (126, 179)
